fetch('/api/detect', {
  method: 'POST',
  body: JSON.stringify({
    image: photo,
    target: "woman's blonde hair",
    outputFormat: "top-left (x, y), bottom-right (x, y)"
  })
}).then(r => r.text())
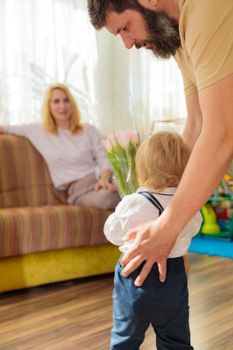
top-left (136, 131), bottom-right (190, 191)
top-left (42, 83), bottom-right (83, 134)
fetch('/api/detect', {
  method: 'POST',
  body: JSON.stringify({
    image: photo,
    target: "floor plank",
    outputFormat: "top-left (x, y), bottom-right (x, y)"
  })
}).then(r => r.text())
top-left (0, 253), bottom-right (232, 350)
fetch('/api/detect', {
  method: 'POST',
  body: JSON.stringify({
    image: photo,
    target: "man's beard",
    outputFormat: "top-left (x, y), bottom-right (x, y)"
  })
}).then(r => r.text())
top-left (136, 9), bottom-right (181, 58)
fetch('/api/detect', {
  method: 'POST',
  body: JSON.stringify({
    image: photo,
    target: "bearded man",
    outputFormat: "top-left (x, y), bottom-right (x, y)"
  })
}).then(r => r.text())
top-left (87, 0), bottom-right (233, 286)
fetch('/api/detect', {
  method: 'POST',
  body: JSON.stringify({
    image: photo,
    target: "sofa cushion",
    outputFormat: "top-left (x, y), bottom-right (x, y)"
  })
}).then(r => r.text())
top-left (0, 205), bottom-right (111, 258)
top-left (0, 135), bottom-right (66, 208)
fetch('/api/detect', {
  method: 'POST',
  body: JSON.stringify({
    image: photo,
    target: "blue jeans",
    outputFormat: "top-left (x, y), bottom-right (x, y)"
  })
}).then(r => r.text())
top-left (111, 257), bottom-right (193, 350)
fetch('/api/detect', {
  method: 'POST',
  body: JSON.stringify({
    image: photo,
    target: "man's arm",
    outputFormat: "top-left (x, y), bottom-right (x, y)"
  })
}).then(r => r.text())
top-left (161, 74), bottom-right (233, 232)
top-left (183, 92), bottom-right (203, 149)
top-left (121, 74), bottom-right (233, 286)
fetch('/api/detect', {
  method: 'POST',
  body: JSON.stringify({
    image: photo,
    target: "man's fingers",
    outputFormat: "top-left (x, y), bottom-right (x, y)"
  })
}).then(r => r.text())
top-left (134, 260), bottom-right (154, 287)
top-left (121, 254), bottom-right (144, 277)
top-left (120, 245), bottom-right (137, 266)
top-left (157, 258), bottom-right (167, 282)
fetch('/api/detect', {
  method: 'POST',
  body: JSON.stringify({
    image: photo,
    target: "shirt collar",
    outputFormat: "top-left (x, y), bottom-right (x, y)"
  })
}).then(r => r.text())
top-left (137, 186), bottom-right (177, 195)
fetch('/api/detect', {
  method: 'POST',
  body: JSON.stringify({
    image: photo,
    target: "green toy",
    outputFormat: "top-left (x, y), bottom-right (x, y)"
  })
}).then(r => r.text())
top-left (201, 203), bottom-right (221, 235)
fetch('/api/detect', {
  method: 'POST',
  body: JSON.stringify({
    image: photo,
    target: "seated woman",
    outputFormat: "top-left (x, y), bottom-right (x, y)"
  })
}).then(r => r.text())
top-left (1, 83), bottom-right (120, 210)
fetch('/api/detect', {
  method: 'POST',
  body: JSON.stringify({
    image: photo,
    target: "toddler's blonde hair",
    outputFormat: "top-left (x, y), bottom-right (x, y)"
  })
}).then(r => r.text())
top-left (136, 131), bottom-right (190, 191)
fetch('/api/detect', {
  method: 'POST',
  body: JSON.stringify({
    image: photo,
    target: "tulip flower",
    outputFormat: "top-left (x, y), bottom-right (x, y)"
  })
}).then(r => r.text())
top-left (125, 128), bottom-right (139, 145)
top-left (115, 131), bottom-right (130, 149)
top-left (107, 132), bottom-right (117, 146)
top-left (102, 139), bottom-right (113, 153)
top-left (102, 129), bottom-right (140, 197)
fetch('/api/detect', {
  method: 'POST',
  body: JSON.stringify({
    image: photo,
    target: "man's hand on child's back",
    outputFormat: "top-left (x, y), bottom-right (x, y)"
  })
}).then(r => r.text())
top-left (120, 218), bottom-right (177, 286)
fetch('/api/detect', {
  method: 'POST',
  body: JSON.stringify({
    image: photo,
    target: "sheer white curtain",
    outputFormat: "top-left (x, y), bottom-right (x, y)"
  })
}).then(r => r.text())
top-left (0, 0), bottom-right (186, 137)
top-left (0, 0), bottom-right (98, 124)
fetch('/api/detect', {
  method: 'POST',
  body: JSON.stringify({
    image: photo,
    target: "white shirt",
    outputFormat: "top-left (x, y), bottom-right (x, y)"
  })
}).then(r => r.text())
top-left (104, 187), bottom-right (203, 258)
top-left (4, 123), bottom-right (111, 189)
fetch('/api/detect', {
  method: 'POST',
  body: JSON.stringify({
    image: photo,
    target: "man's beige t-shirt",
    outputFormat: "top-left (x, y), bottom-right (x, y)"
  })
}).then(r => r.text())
top-left (175, 0), bottom-right (233, 95)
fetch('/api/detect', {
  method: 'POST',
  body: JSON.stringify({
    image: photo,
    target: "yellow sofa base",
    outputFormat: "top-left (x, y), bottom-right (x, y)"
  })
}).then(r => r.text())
top-left (0, 244), bottom-right (120, 293)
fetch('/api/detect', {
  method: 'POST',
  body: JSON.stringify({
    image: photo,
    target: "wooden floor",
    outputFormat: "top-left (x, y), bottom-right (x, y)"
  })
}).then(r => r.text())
top-left (0, 253), bottom-right (232, 350)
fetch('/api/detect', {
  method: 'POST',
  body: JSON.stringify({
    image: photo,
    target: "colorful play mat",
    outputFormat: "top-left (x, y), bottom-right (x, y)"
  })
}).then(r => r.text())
top-left (190, 174), bottom-right (233, 259)
top-left (189, 235), bottom-right (233, 259)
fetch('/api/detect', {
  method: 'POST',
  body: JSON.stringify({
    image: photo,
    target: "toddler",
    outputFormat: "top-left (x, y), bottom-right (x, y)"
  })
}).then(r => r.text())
top-left (104, 131), bottom-right (203, 350)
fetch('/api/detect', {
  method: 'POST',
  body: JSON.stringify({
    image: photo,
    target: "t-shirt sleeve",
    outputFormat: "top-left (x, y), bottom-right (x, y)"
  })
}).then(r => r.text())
top-left (185, 0), bottom-right (233, 91)
top-left (181, 71), bottom-right (197, 96)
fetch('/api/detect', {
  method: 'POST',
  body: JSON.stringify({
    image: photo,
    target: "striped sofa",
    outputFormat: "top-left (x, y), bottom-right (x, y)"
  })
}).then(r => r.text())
top-left (0, 134), bottom-right (119, 292)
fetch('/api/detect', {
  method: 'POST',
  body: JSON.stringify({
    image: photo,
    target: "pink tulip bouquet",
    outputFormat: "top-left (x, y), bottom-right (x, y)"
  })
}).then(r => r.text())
top-left (102, 129), bottom-right (140, 197)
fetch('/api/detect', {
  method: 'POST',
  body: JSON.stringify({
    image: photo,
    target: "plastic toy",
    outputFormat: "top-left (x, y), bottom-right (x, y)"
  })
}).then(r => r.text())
top-left (200, 173), bottom-right (233, 240)
top-left (201, 203), bottom-right (221, 234)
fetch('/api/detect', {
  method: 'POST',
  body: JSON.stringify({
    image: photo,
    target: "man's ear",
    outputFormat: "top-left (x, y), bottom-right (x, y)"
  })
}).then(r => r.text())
top-left (138, 0), bottom-right (159, 11)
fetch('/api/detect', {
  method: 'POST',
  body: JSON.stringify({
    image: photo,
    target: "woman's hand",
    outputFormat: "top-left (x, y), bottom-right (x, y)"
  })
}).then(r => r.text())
top-left (94, 169), bottom-right (117, 192)
top-left (120, 217), bottom-right (177, 286)
top-left (94, 178), bottom-right (117, 192)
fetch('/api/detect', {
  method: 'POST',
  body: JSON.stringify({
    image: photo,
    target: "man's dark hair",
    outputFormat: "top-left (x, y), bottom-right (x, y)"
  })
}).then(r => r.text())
top-left (87, 0), bottom-right (143, 29)
top-left (87, 0), bottom-right (180, 58)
